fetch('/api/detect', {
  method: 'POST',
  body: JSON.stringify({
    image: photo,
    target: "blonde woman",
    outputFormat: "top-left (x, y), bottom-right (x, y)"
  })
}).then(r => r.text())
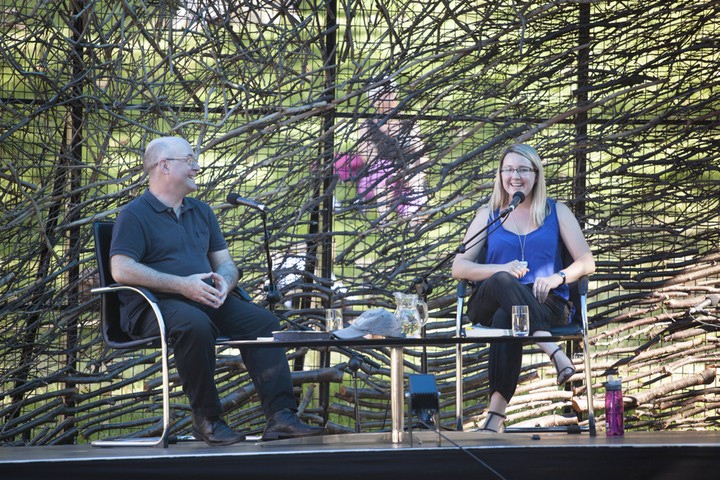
top-left (452, 144), bottom-right (595, 432)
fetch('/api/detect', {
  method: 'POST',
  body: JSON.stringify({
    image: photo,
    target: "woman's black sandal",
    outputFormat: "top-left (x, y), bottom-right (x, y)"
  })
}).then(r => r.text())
top-left (550, 347), bottom-right (576, 385)
top-left (480, 411), bottom-right (507, 433)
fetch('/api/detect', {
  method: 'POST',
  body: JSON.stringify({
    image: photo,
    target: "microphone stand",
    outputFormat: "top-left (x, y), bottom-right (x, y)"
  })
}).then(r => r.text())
top-left (411, 206), bottom-right (513, 374)
top-left (411, 204), bottom-right (515, 298)
top-left (255, 211), bottom-right (379, 370)
top-left (257, 217), bottom-right (376, 365)
top-left (259, 209), bottom-right (282, 310)
top-left (253, 206), bottom-right (380, 429)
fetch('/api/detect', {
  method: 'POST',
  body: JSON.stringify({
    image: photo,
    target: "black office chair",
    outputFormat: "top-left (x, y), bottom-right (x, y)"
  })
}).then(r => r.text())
top-left (91, 221), bottom-right (173, 447)
top-left (453, 242), bottom-right (596, 436)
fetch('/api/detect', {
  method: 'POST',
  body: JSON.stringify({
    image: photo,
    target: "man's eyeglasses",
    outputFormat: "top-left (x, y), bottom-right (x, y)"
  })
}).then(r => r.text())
top-left (500, 167), bottom-right (536, 176)
top-left (162, 155), bottom-right (198, 166)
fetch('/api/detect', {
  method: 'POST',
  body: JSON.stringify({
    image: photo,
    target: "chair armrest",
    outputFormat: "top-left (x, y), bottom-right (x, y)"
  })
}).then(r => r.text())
top-left (92, 284), bottom-right (159, 304)
top-left (577, 275), bottom-right (589, 295)
top-left (232, 285), bottom-right (252, 302)
top-left (91, 284), bottom-right (164, 348)
top-left (549, 324), bottom-right (583, 336)
top-left (457, 279), bottom-right (468, 297)
top-left (93, 284), bottom-right (253, 307)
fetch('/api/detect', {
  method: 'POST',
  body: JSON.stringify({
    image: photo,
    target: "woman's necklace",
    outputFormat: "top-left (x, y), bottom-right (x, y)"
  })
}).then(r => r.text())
top-left (509, 211), bottom-right (533, 262)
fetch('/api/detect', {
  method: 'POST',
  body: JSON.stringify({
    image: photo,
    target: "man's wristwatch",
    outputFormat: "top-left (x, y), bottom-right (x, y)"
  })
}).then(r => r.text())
top-left (557, 271), bottom-right (567, 285)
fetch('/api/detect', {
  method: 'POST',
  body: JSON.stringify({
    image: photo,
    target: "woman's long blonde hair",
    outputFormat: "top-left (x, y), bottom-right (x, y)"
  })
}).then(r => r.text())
top-left (489, 144), bottom-right (548, 226)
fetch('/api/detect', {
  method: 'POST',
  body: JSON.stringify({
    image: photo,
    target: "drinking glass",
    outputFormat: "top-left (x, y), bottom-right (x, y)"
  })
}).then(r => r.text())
top-left (511, 305), bottom-right (529, 336)
top-left (325, 308), bottom-right (343, 332)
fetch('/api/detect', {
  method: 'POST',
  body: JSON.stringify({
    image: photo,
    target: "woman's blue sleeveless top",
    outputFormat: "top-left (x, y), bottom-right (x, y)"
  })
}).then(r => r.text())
top-left (486, 199), bottom-right (570, 301)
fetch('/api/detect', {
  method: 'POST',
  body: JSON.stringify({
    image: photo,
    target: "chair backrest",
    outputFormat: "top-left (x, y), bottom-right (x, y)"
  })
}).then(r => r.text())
top-left (94, 221), bottom-right (116, 288)
top-left (93, 221), bottom-right (157, 348)
top-left (559, 242), bottom-right (583, 327)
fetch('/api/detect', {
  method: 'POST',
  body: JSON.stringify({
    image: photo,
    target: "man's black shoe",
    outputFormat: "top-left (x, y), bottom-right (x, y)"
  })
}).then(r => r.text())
top-left (192, 416), bottom-right (246, 446)
top-left (261, 408), bottom-right (325, 441)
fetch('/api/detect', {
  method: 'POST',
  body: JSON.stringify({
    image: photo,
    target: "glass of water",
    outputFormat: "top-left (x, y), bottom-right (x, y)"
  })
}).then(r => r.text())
top-left (325, 308), bottom-right (343, 332)
top-left (511, 305), bottom-right (529, 336)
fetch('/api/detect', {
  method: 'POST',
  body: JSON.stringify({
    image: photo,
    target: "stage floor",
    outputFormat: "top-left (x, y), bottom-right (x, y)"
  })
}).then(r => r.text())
top-left (2, 430), bottom-right (720, 480)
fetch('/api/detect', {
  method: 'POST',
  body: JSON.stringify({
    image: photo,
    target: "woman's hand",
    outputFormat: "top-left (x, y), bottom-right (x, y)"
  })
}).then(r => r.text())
top-left (533, 274), bottom-right (563, 303)
top-left (506, 260), bottom-right (529, 279)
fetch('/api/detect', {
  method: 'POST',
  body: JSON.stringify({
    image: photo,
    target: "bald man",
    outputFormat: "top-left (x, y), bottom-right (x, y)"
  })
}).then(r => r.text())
top-left (110, 136), bottom-right (324, 445)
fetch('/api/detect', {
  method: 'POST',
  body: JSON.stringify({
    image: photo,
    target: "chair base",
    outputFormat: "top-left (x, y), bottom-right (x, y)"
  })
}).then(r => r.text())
top-left (91, 436), bottom-right (171, 448)
top-left (504, 424), bottom-right (588, 434)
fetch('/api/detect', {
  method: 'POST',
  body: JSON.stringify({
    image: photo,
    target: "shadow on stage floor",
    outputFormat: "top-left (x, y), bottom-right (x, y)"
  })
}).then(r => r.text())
top-left (2, 430), bottom-right (720, 480)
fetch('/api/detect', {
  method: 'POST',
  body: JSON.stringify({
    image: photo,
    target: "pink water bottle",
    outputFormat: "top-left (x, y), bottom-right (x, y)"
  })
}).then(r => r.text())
top-left (604, 372), bottom-right (624, 436)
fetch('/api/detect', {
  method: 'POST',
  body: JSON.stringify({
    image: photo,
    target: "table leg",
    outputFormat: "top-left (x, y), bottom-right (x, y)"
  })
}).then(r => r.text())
top-left (390, 346), bottom-right (404, 443)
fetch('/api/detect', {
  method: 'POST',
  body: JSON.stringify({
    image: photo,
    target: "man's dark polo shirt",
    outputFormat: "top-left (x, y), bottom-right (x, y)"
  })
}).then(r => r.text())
top-left (109, 190), bottom-right (227, 334)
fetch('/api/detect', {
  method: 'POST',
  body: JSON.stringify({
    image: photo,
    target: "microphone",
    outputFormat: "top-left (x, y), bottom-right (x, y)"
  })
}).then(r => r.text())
top-left (689, 294), bottom-right (719, 314)
top-left (226, 192), bottom-right (266, 211)
top-left (499, 191), bottom-right (526, 217)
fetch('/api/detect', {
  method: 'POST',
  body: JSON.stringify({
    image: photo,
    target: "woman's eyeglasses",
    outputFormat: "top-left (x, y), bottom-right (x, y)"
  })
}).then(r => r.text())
top-left (500, 167), bottom-right (536, 176)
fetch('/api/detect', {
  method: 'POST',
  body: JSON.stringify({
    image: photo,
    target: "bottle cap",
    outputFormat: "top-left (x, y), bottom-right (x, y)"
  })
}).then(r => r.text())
top-left (604, 379), bottom-right (622, 391)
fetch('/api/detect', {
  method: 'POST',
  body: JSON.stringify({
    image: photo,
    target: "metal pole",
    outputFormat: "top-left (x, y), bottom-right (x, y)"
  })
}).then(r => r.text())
top-left (390, 346), bottom-right (404, 443)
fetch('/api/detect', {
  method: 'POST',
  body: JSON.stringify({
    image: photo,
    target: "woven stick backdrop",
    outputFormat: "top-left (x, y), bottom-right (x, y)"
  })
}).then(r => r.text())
top-left (1, 1), bottom-right (718, 445)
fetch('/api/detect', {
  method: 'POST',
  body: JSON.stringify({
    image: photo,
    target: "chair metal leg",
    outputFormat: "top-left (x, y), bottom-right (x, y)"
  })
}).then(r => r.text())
top-left (580, 286), bottom-right (596, 436)
top-left (92, 301), bottom-right (172, 448)
top-left (455, 281), bottom-right (466, 431)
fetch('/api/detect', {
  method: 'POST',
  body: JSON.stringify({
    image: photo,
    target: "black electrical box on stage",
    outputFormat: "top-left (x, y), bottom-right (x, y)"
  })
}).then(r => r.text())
top-left (408, 374), bottom-right (439, 413)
